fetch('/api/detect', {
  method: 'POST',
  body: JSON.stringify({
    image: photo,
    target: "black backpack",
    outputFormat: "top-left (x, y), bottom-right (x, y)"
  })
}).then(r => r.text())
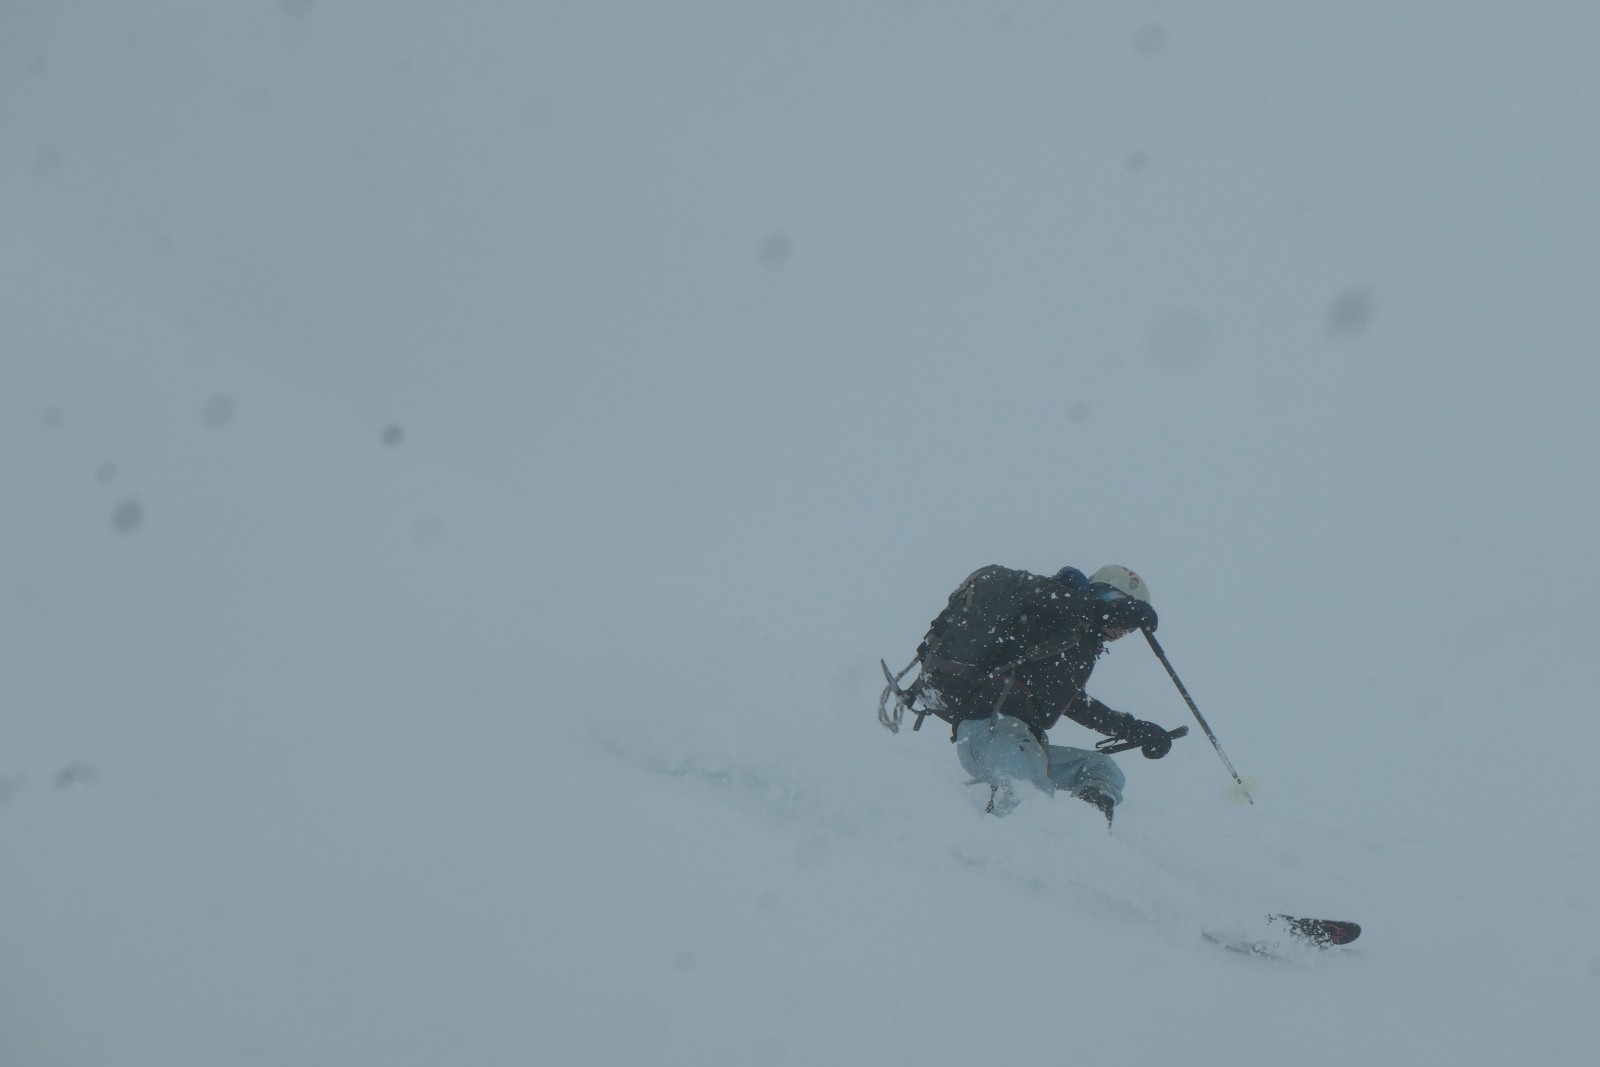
top-left (879, 565), bottom-right (1060, 732)
top-left (917, 564), bottom-right (1037, 669)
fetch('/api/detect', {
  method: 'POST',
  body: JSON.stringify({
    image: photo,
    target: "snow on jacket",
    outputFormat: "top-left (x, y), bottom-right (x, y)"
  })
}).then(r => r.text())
top-left (918, 565), bottom-right (1150, 742)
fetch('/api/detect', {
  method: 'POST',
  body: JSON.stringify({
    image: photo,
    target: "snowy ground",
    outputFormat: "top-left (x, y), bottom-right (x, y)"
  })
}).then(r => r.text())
top-left (5, 4), bottom-right (1600, 1065)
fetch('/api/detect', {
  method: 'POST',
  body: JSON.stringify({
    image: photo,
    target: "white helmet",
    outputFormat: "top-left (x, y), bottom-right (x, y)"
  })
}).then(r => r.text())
top-left (1089, 564), bottom-right (1151, 604)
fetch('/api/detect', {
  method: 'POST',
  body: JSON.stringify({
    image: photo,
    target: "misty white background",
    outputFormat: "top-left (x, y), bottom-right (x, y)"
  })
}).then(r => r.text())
top-left (4, 3), bottom-right (1599, 1064)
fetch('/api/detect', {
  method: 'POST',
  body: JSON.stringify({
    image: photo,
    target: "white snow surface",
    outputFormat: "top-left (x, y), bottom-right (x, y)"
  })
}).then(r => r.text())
top-left (5, 4), bottom-right (1600, 1065)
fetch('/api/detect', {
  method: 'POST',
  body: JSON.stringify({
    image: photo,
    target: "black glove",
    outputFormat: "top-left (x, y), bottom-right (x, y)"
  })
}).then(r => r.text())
top-left (1092, 585), bottom-right (1157, 634)
top-left (1126, 719), bottom-right (1173, 760)
top-left (1123, 600), bottom-right (1158, 634)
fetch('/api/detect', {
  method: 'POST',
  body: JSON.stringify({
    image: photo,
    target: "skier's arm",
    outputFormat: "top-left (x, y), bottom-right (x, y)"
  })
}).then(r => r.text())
top-left (1029, 582), bottom-right (1157, 637)
top-left (1062, 696), bottom-right (1175, 760)
top-left (1061, 695), bottom-right (1138, 738)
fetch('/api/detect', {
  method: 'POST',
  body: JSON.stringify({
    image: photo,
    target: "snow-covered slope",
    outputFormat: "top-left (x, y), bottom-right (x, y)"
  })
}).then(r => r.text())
top-left (5, 4), bottom-right (1600, 1065)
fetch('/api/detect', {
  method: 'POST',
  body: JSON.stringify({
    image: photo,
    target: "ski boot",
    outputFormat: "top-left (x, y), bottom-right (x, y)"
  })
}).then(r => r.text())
top-left (1074, 789), bottom-right (1116, 828)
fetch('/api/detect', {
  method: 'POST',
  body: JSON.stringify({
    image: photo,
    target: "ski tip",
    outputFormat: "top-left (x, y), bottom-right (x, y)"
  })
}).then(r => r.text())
top-left (1273, 915), bottom-right (1362, 947)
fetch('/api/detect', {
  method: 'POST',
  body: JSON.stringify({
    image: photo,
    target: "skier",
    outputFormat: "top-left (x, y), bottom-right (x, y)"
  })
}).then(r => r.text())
top-left (905, 564), bottom-right (1180, 826)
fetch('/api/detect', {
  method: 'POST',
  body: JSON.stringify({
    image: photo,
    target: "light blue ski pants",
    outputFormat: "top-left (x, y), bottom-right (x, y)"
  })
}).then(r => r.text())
top-left (954, 714), bottom-right (1126, 816)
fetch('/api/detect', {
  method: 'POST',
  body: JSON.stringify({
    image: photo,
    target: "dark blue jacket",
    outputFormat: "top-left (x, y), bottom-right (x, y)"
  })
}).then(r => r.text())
top-left (918, 565), bottom-right (1151, 742)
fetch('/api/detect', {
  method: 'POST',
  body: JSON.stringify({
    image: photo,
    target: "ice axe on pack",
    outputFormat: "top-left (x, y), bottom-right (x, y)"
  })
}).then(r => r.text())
top-left (877, 656), bottom-right (923, 733)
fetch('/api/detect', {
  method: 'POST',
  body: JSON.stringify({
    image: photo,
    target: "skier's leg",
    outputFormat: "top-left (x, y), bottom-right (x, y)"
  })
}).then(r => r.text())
top-left (1045, 745), bottom-right (1126, 809)
top-left (954, 715), bottom-right (1054, 815)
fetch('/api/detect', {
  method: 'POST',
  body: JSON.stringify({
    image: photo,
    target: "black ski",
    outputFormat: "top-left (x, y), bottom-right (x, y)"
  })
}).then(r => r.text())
top-left (1272, 914), bottom-right (1361, 947)
top-left (1204, 915), bottom-right (1361, 958)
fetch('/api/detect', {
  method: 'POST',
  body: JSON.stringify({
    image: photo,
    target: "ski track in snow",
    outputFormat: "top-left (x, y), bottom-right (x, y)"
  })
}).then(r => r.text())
top-left (595, 725), bottom-right (1360, 963)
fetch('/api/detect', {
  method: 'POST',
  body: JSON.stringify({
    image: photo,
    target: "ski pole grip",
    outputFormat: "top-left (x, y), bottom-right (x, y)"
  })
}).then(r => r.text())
top-left (1096, 725), bottom-right (1187, 755)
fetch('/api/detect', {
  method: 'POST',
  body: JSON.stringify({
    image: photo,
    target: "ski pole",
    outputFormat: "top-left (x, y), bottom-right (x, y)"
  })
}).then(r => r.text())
top-left (1143, 630), bottom-right (1254, 804)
